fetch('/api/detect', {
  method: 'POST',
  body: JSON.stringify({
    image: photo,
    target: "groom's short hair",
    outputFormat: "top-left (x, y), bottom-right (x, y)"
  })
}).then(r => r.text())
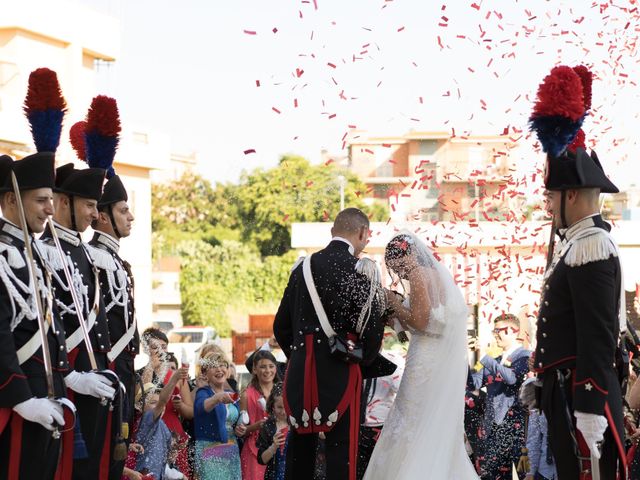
top-left (332, 207), bottom-right (369, 234)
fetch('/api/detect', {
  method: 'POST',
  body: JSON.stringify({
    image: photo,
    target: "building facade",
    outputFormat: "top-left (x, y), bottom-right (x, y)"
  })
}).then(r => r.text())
top-left (0, 0), bottom-right (166, 330)
top-left (347, 130), bottom-right (519, 222)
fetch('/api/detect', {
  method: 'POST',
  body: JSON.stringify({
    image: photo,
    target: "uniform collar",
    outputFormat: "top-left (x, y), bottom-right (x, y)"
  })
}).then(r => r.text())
top-left (93, 231), bottom-right (120, 253)
top-left (331, 236), bottom-right (355, 256)
top-left (558, 213), bottom-right (607, 242)
top-left (51, 220), bottom-right (82, 247)
top-left (0, 218), bottom-right (25, 244)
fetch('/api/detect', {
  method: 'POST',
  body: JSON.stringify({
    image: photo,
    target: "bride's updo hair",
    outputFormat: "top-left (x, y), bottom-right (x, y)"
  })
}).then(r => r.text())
top-left (385, 234), bottom-right (414, 264)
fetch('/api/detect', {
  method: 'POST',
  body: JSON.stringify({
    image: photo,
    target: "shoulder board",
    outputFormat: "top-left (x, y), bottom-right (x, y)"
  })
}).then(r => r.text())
top-left (564, 228), bottom-right (619, 267)
top-left (291, 256), bottom-right (304, 272)
top-left (355, 257), bottom-right (381, 284)
top-left (36, 238), bottom-right (65, 271)
top-left (84, 244), bottom-right (118, 272)
top-left (0, 241), bottom-right (25, 269)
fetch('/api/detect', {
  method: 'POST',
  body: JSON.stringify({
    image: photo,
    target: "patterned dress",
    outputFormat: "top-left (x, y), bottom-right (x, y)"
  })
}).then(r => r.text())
top-left (194, 386), bottom-right (241, 480)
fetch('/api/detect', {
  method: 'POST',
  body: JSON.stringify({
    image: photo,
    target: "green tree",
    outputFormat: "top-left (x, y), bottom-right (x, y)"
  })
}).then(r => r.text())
top-left (178, 240), bottom-right (297, 336)
top-left (152, 172), bottom-right (241, 259)
top-left (234, 154), bottom-right (379, 256)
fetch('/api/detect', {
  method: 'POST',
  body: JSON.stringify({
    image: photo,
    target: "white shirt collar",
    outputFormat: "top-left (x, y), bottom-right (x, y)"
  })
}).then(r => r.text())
top-left (331, 236), bottom-right (355, 256)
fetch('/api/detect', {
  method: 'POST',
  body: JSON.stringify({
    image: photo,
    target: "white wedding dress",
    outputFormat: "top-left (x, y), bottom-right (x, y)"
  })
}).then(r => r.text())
top-left (364, 235), bottom-right (479, 480)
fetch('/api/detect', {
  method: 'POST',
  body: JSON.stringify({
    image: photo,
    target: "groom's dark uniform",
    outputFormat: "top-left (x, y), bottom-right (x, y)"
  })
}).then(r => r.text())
top-left (274, 239), bottom-right (391, 480)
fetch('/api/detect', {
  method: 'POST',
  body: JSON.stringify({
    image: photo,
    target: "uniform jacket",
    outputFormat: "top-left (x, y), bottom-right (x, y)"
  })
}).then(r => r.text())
top-left (40, 221), bottom-right (111, 371)
top-left (88, 231), bottom-right (139, 365)
top-left (273, 240), bottom-right (388, 433)
top-left (0, 218), bottom-right (68, 407)
top-left (534, 214), bottom-right (622, 415)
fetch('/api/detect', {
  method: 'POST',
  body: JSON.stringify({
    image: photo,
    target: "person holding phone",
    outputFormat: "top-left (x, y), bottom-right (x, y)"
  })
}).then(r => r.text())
top-left (193, 351), bottom-right (242, 479)
top-left (257, 384), bottom-right (289, 480)
top-left (238, 350), bottom-right (281, 480)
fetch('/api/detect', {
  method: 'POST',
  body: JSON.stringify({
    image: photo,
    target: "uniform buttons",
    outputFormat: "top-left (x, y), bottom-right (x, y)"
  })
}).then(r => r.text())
top-left (55, 330), bottom-right (60, 335)
top-left (540, 348), bottom-right (545, 353)
top-left (293, 346), bottom-right (298, 351)
top-left (315, 327), bottom-right (320, 332)
top-left (542, 317), bottom-right (547, 323)
top-left (59, 345), bottom-right (64, 351)
top-left (97, 333), bottom-right (102, 338)
top-left (59, 361), bottom-right (64, 366)
top-left (317, 339), bottom-right (321, 344)
top-left (100, 345), bottom-right (104, 349)
top-left (538, 362), bottom-right (543, 368)
top-left (542, 333), bottom-right (547, 338)
top-left (544, 301), bottom-right (549, 306)
top-left (545, 285), bottom-right (550, 290)
top-left (298, 331), bottom-right (303, 335)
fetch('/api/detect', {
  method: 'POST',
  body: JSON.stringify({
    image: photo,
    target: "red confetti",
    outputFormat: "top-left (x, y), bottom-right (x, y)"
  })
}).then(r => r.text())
top-left (272, 107), bottom-right (281, 114)
top-left (255, 80), bottom-right (260, 87)
top-left (243, 30), bottom-right (257, 35)
top-left (243, 149), bottom-right (256, 155)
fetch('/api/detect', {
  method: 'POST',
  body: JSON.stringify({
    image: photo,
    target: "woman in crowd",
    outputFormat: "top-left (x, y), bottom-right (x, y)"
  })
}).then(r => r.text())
top-left (257, 383), bottom-right (289, 480)
top-left (238, 350), bottom-right (280, 480)
top-left (194, 351), bottom-right (243, 480)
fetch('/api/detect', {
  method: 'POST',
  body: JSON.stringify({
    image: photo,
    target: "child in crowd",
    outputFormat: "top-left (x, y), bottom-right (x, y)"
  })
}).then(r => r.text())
top-left (238, 351), bottom-right (280, 480)
top-left (135, 367), bottom-right (189, 479)
top-left (257, 384), bottom-right (289, 480)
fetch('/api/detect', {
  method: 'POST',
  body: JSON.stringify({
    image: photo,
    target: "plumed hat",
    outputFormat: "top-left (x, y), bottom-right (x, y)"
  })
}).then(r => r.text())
top-left (529, 65), bottom-right (618, 193)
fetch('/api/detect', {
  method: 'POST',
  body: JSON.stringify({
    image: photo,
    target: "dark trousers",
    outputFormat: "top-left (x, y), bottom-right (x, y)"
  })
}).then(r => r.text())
top-left (356, 425), bottom-right (382, 480)
top-left (72, 392), bottom-right (110, 480)
top-left (0, 414), bottom-right (61, 480)
top-left (540, 370), bottom-right (623, 480)
top-left (285, 406), bottom-right (352, 480)
top-left (480, 409), bottom-right (527, 480)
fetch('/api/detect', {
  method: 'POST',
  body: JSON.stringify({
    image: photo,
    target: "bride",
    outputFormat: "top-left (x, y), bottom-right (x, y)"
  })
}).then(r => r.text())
top-left (363, 233), bottom-right (479, 480)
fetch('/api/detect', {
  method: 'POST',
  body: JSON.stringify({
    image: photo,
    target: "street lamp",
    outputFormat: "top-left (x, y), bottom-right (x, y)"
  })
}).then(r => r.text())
top-left (337, 175), bottom-right (346, 211)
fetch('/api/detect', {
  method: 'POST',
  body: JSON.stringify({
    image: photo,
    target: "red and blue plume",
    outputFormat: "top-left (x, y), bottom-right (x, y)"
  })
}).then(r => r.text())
top-left (70, 121), bottom-right (87, 162)
top-left (567, 129), bottom-right (586, 153)
top-left (23, 68), bottom-right (67, 153)
top-left (84, 95), bottom-right (120, 178)
top-left (572, 65), bottom-right (592, 111)
top-left (529, 65), bottom-right (585, 157)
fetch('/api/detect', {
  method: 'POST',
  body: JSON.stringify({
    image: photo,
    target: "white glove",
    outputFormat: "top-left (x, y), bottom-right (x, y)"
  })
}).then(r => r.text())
top-left (64, 370), bottom-right (116, 399)
top-left (575, 411), bottom-right (608, 459)
top-left (13, 397), bottom-right (64, 431)
top-left (164, 464), bottom-right (185, 479)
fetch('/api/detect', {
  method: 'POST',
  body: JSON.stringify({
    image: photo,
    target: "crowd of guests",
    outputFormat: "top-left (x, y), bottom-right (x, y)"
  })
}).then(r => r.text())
top-left (123, 309), bottom-right (640, 480)
top-left (122, 328), bottom-right (287, 480)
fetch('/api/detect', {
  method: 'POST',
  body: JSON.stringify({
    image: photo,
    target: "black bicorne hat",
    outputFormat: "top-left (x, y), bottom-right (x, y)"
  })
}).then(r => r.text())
top-left (98, 174), bottom-right (128, 207)
top-left (55, 163), bottom-right (105, 201)
top-left (11, 152), bottom-right (56, 192)
top-left (545, 148), bottom-right (619, 193)
top-left (0, 155), bottom-right (14, 193)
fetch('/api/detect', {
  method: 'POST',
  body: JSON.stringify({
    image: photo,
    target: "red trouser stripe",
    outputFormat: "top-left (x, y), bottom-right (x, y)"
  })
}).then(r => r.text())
top-left (348, 363), bottom-right (362, 480)
top-left (99, 409), bottom-right (112, 480)
top-left (8, 413), bottom-right (23, 480)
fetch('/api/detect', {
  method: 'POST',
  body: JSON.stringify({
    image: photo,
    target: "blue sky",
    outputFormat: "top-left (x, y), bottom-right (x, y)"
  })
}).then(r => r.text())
top-left (86, 0), bottom-right (640, 189)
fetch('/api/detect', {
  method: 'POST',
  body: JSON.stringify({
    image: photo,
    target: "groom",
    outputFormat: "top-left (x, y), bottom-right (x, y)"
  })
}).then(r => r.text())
top-left (274, 208), bottom-right (391, 480)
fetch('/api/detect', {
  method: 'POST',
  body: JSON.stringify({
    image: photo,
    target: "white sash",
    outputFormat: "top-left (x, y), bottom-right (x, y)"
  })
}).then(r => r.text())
top-left (302, 255), bottom-right (338, 339)
top-left (65, 269), bottom-right (101, 352)
top-left (16, 321), bottom-right (49, 365)
top-left (107, 315), bottom-right (137, 362)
